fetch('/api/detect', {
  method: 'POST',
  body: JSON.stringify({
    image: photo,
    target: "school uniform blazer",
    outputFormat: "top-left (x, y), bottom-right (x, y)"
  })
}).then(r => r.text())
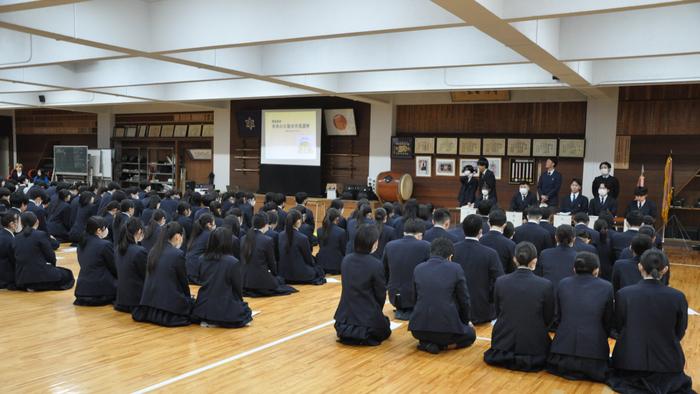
top-left (551, 274), bottom-right (614, 360)
top-left (475, 194), bottom-right (498, 209)
top-left (159, 198), bottom-right (178, 217)
top-left (537, 170), bottom-right (562, 207)
top-left (588, 196), bottom-right (618, 217)
top-left (185, 229), bottom-right (211, 282)
top-left (193, 207), bottom-right (211, 221)
top-left (27, 201), bottom-right (48, 232)
top-left (295, 204), bottom-right (315, 227)
top-left (478, 169), bottom-right (498, 203)
top-left (372, 224), bottom-right (397, 260)
top-left (453, 239), bottom-right (504, 323)
top-left (491, 269), bottom-right (555, 355)
top-left (346, 218), bottom-right (374, 254)
top-left (539, 220), bottom-right (556, 244)
top-left (115, 243), bottom-right (148, 308)
top-left (131, 198), bottom-right (144, 218)
top-left (559, 193), bottom-right (589, 214)
top-left (612, 279), bottom-right (688, 373)
top-left (611, 229), bottom-right (638, 261)
top-left (409, 257), bottom-right (472, 334)
top-left (97, 191), bottom-right (112, 212)
top-left (241, 232), bottom-right (279, 290)
top-left (337, 215), bottom-right (347, 230)
top-left (382, 236), bottom-right (431, 310)
top-left (299, 223), bottom-right (318, 247)
top-left (75, 235), bottom-right (117, 297)
top-left (624, 199), bottom-right (658, 219)
top-left (423, 226), bottom-right (461, 244)
top-left (240, 203), bottom-right (254, 230)
top-left (333, 253), bottom-right (388, 330)
top-left (278, 229), bottom-right (318, 282)
top-left (575, 223), bottom-right (600, 246)
top-left (264, 229), bottom-right (280, 261)
top-left (0, 229), bottom-right (15, 288)
top-left (47, 200), bottom-right (71, 238)
top-left (509, 191), bottom-right (538, 212)
top-left (596, 236), bottom-right (614, 279)
top-left (513, 222), bottom-right (554, 255)
top-left (14, 229), bottom-right (59, 287)
top-left (140, 208), bottom-right (157, 225)
top-left (193, 255), bottom-right (249, 323)
top-left (69, 203), bottom-right (94, 242)
top-left (176, 215), bottom-right (193, 240)
top-left (69, 195), bottom-right (81, 225)
top-left (449, 226), bottom-right (465, 240)
top-left (612, 256), bottom-right (643, 293)
top-left (275, 208), bottom-right (287, 232)
top-left (140, 244), bottom-right (191, 315)
top-left (592, 175), bottom-right (620, 200)
top-left (480, 230), bottom-right (516, 274)
top-left (140, 225), bottom-right (161, 253)
top-left (458, 175), bottom-right (478, 206)
top-left (316, 225), bottom-right (347, 273)
top-left (574, 238), bottom-right (598, 255)
top-left (535, 245), bottom-right (577, 289)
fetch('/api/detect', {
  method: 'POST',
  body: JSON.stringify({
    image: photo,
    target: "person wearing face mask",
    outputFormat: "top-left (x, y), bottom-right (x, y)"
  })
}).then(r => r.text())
top-left (74, 216), bottom-right (116, 306)
top-left (475, 183), bottom-right (497, 208)
top-left (588, 180), bottom-right (618, 217)
top-left (509, 181), bottom-right (538, 212)
top-left (559, 178), bottom-right (589, 215)
top-left (477, 157), bottom-right (497, 204)
top-left (0, 211), bottom-right (19, 290)
top-left (592, 162), bottom-right (620, 200)
top-left (537, 157), bottom-right (562, 208)
top-left (458, 164), bottom-right (479, 207)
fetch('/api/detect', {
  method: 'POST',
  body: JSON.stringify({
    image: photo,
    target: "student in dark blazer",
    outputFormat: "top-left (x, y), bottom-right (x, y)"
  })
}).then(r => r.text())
top-left (0, 212), bottom-right (18, 290)
top-left (74, 216), bottom-right (116, 306)
top-left (624, 186), bottom-right (658, 219)
top-left (612, 211), bottom-right (643, 261)
top-left (559, 178), bottom-right (588, 214)
top-left (330, 199), bottom-right (347, 230)
top-left (294, 192), bottom-right (315, 227)
top-left (264, 210), bottom-right (280, 261)
top-left (591, 161), bottom-right (620, 200)
top-left (391, 199), bottom-right (418, 239)
top-left (484, 241), bottom-right (555, 372)
top-left (14, 212), bottom-right (75, 291)
top-left (423, 208), bottom-right (460, 244)
top-left (26, 188), bottom-right (49, 232)
top-left (345, 204), bottom-right (373, 254)
top-left (132, 222), bottom-right (193, 327)
top-left (453, 214), bottom-right (504, 324)
top-left (47, 189), bottom-right (71, 242)
top-left (480, 209), bottom-right (517, 274)
top-left (97, 182), bottom-right (120, 212)
top-left (99, 201), bottom-right (119, 243)
top-left (410, 238), bottom-right (476, 354)
top-left (612, 234), bottom-right (659, 293)
top-left (535, 224), bottom-right (577, 289)
top-left (371, 208), bottom-right (397, 260)
top-left (538, 207), bottom-right (556, 242)
top-left (547, 252), bottom-right (614, 382)
top-left (574, 230), bottom-right (598, 255)
top-left (293, 207), bottom-right (318, 248)
top-left (537, 157), bottom-right (562, 208)
top-left (477, 157), bottom-right (498, 204)
top-left (382, 218), bottom-right (430, 320)
top-left (192, 227), bottom-right (253, 328)
top-left (140, 210), bottom-right (166, 253)
top-left (608, 250), bottom-right (692, 394)
top-left (476, 200), bottom-right (492, 234)
top-left (185, 214), bottom-right (215, 285)
top-left (111, 199), bottom-right (135, 247)
top-left (513, 207), bottom-right (554, 255)
top-left (475, 183), bottom-right (497, 208)
top-left (273, 193), bottom-right (287, 232)
top-left (316, 208), bottom-right (347, 275)
top-left (159, 190), bottom-right (179, 217)
top-left (173, 202), bottom-right (193, 242)
top-left (509, 181), bottom-right (538, 212)
top-left (69, 192), bottom-right (95, 244)
top-left (593, 219), bottom-right (614, 281)
top-left (278, 209), bottom-right (325, 285)
top-left (458, 164), bottom-right (478, 206)
top-left (619, 225), bottom-right (658, 260)
top-left (573, 212), bottom-right (600, 246)
top-left (588, 181), bottom-right (618, 217)
top-left (334, 224), bottom-right (391, 346)
top-left (114, 217), bottom-right (147, 313)
top-left (140, 196), bottom-right (162, 225)
top-left (241, 213), bottom-right (297, 297)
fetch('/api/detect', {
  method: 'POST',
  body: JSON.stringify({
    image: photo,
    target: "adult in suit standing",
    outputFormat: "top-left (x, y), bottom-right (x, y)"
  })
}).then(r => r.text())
top-left (513, 207), bottom-right (554, 255)
top-left (458, 164), bottom-right (478, 207)
top-left (535, 224), bottom-right (577, 289)
top-left (480, 209), bottom-right (516, 274)
top-left (559, 178), bottom-right (588, 214)
top-left (591, 161), bottom-right (620, 200)
top-left (624, 186), bottom-right (658, 219)
top-left (509, 181), bottom-right (538, 212)
top-left (537, 157), bottom-right (562, 208)
top-left (588, 181), bottom-right (618, 217)
top-left (409, 238), bottom-right (476, 354)
top-left (423, 208), bottom-right (460, 244)
top-left (477, 157), bottom-right (497, 204)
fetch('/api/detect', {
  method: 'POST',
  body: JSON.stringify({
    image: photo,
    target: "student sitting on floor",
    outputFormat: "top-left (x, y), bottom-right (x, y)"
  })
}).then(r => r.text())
top-left (536, 224), bottom-right (577, 289)
top-left (612, 234), bottom-right (659, 293)
top-left (111, 199), bottom-right (135, 246)
top-left (547, 252), bottom-right (614, 382)
top-left (484, 241), bottom-right (555, 372)
top-left (47, 189), bottom-right (72, 242)
top-left (278, 209), bottom-right (326, 285)
top-left (99, 201), bottom-right (119, 242)
top-left (193, 227), bottom-right (253, 328)
top-left (185, 213), bottom-right (216, 285)
top-left (334, 224), bottom-right (391, 346)
top-left (220, 215), bottom-right (242, 260)
top-left (371, 208), bottom-right (397, 260)
top-left (593, 219), bottom-right (614, 281)
top-left (74, 216), bottom-right (116, 306)
top-left (410, 238), bottom-right (476, 354)
top-left (173, 201), bottom-right (193, 242)
top-left (114, 217), bottom-right (147, 313)
top-left (574, 230), bottom-right (598, 255)
top-left (346, 204), bottom-right (373, 254)
top-left (241, 213), bottom-right (297, 297)
top-left (480, 209), bottom-right (516, 274)
top-left (513, 207), bottom-right (554, 255)
top-left (132, 222), bottom-right (193, 327)
top-left (0, 211), bottom-right (19, 290)
top-left (607, 250), bottom-right (693, 393)
top-left (140, 209), bottom-right (166, 253)
top-left (316, 208), bottom-right (347, 275)
top-left (423, 208), bottom-right (461, 244)
top-left (14, 211), bottom-right (75, 291)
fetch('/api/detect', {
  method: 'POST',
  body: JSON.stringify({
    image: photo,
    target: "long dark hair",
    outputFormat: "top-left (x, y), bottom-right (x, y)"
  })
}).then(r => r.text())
top-left (47, 189), bottom-right (70, 215)
top-left (98, 200), bottom-right (119, 217)
top-left (210, 201), bottom-right (223, 218)
top-left (188, 213), bottom-right (215, 249)
top-left (320, 208), bottom-right (340, 246)
top-left (19, 211), bottom-right (37, 237)
top-left (79, 216), bottom-right (107, 248)
top-left (242, 213), bottom-right (268, 264)
top-left (402, 199), bottom-right (418, 220)
top-left (118, 217), bottom-right (143, 256)
top-left (173, 201), bottom-right (191, 221)
top-left (112, 199), bottom-right (135, 238)
top-left (640, 249), bottom-right (669, 281)
top-left (143, 209), bottom-right (166, 243)
top-left (374, 207), bottom-right (387, 237)
top-left (147, 221), bottom-right (183, 274)
top-left (285, 209), bottom-right (302, 249)
top-left (222, 215), bottom-right (241, 238)
top-left (202, 227), bottom-right (234, 261)
top-left (594, 219), bottom-right (608, 244)
top-left (147, 196), bottom-right (161, 210)
top-left (78, 191), bottom-right (94, 207)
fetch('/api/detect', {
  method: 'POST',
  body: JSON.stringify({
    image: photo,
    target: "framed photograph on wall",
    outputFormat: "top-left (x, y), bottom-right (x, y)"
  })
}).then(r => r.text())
top-left (507, 138), bottom-right (531, 157)
top-left (188, 124), bottom-right (203, 137)
top-left (459, 138), bottom-right (481, 156)
top-left (459, 158), bottom-right (479, 176)
top-left (436, 137), bottom-right (458, 155)
top-left (174, 124), bottom-right (188, 137)
top-left (324, 108), bottom-right (357, 136)
top-left (486, 157), bottom-right (502, 180)
top-left (435, 158), bottom-right (456, 176)
top-left (532, 139), bottom-right (558, 157)
top-left (161, 124), bottom-right (175, 138)
top-left (148, 125), bottom-right (162, 138)
top-left (559, 138), bottom-right (586, 158)
top-left (391, 136), bottom-right (414, 159)
top-left (114, 127), bottom-right (125, 138)
top-left (137, 125), bottom-right (147, 138)
top-left (201, 124), bottom-right (214, 137)
top-left (482, 138), bottom-right (506, 156)
top-left (125, 126), bottom-right (137, 138)
top-left (414, 137), bottom-right (435, 154)
top-left (415, 156), bottom-right (432, 177)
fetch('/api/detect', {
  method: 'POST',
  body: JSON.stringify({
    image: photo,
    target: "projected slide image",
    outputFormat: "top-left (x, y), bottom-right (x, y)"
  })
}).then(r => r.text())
top-left (261, 109), bottom-right (322, 166)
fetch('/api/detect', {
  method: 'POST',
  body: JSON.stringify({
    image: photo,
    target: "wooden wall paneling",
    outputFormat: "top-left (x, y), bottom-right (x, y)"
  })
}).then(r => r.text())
top-left (15, 109), bottom-right (97, 135)
top-left (114, 112), bottom-right (213, 126)
top-left (618, 84), bottom-right (700, 135)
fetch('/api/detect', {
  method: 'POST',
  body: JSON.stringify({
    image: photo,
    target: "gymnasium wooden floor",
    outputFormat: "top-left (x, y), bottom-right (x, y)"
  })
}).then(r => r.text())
top-left (1, 246), bottom-right (698, 393)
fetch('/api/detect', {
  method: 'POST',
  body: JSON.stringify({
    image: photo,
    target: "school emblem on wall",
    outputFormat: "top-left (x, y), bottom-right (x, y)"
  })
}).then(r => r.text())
top-left (244, 116), bottom-right (256, 131)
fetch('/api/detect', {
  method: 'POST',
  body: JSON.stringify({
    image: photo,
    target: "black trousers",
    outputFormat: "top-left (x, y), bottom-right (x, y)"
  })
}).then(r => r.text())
top-left (412, 329), bottom-right (476, 348)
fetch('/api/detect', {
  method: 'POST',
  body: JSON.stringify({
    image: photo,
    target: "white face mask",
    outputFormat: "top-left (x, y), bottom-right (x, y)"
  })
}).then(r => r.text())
top-left (519, 187), bottom-right (528, 195)
top-left (482, 189), bottom-right (489, 196)
top-left (99, 227), bottom-right (109, 239)
top-left (599, 189), bottom-right (608, 197)
top-left (600, 168), bottom-right (610, 176)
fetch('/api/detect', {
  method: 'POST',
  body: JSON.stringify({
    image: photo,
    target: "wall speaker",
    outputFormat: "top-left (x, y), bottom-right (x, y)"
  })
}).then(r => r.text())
top-left (38, 95), bottom-right (46, 103)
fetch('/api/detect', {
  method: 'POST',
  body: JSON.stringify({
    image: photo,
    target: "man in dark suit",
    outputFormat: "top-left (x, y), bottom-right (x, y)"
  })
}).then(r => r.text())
top-left (624, 186), bottom-right (658, 219)
top-left (458, 164), bottom-right (479, 207)
top-left (480, 209), bottom-right (516, 274)
top-left (513, 207), bottom-right (554, 255)
top-left (537, 157), bottom-right (562, 208)
top-left (589, 180), bottom-right (618, 216)
top-left (560, 178), bottom-right (588, 214)
top-left (453, 214), bottom-right (504, 324)
top-left (477, 157), bottom-right (497, 204)
top-left (509, 181), bottom-right (538, 212)
top-left (424, 208), bottom-right (460, 244)
top-left (591, 161), bottom-right (620, 200)
top-left (573, 212), bottom-right (600, 246)
top-left (539, 207), bottom-right (556, 243)
top-left (612, 211), bottom-right (643, 261)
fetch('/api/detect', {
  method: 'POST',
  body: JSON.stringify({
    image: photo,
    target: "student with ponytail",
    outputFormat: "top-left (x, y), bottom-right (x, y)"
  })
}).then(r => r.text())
top-left (241, 213), bottom-right (297, 297)
top-left (114, 217), bottom-right (147, 313)
top-left (132, 222), bottom-right (193, 327)
top-left (278, 209), bottom-right (325, 285)
top-left (185, 213), bottom-right (216, 284)
top-left (607, 250), bottom-right (692, 393)
top-left (173, 201), bottom-right (193, 244)
top-left (46, 189), bottom-right (71, 242)
top-left (316, 208), bottom-right (347, 275)
top-left (140, 195), bottom-right (163, 225)
top-left (68, 191), bottom-right (95, 244)
top-left (111, 199), bottom-right (135, 246)
top-left (74, 216), bottom-right (116, 306)
top-left (484, 241), bottom-right (555, 372)
top-left (371, 207), bottom-right (396, 260)
top-left (192, 227), bottom-right (252, 328)
top-left (98, 201), bottom-right (120, 242)
top-left (141, 209), bottom-right (167, 253)
top-left (346, 204), bottom-right (373, 254)
top-left (220, 215), bottom-right (241, 260)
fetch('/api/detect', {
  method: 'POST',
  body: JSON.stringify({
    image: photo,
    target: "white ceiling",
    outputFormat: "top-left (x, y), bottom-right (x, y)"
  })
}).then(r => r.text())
top-left (0, 0), bottom-right (698, 109)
